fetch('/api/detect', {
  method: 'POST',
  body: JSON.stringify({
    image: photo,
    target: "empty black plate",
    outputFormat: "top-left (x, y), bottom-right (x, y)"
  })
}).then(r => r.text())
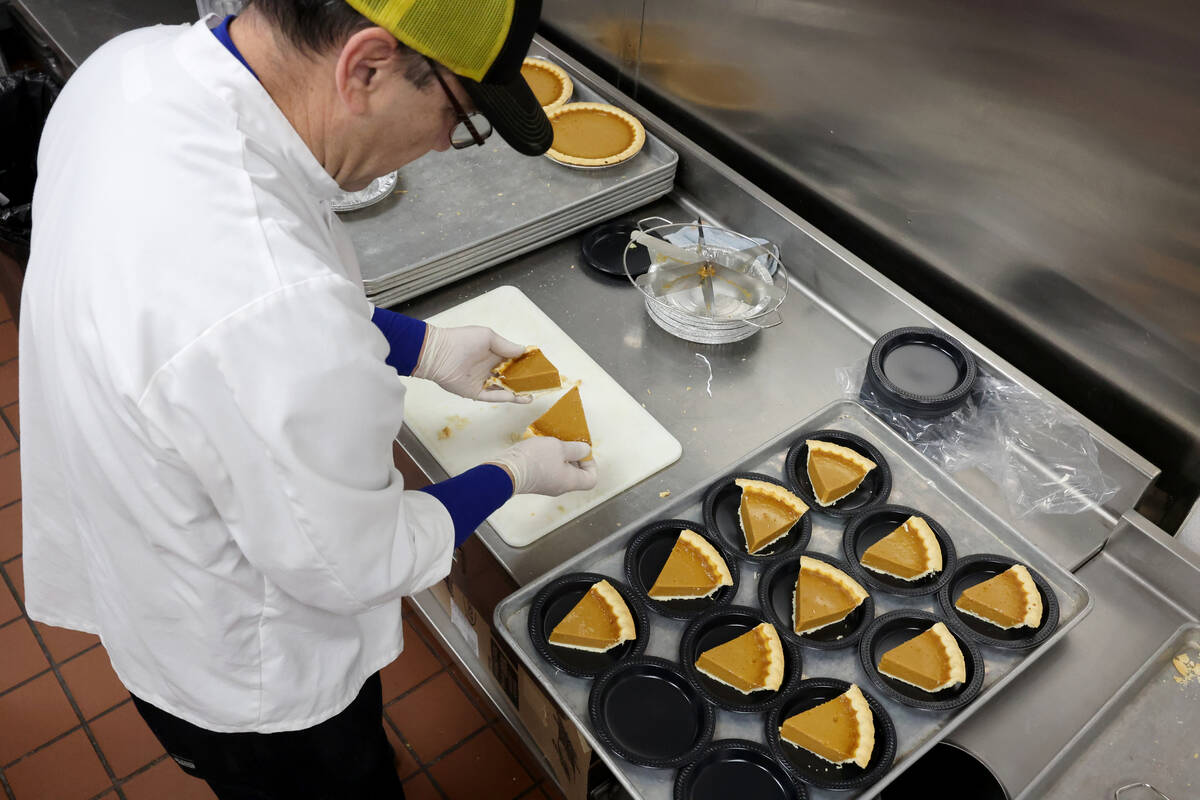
top-left (624, 519), bottom-right (739, 620)
top-left (767, 678), bottom-right (897, 791)
top-left (679, 605), bottom-right (800, 712)
top-left (674, 739), bottom-right (807, 800)
top-left (784, 430), bottom-right (892, 518)
top-left (589, 656), bottom-right (714, 768)
top-left (760, 552), bottom-right (874, 650)
top-left (580, 219), bottom-right (653, 278)
top-left (701, 472), bottom-right (811, 563)
top-left (938, 555), bottom-right (1060, 651)
top-left (859, 609), bottom-right (985, 710)
top-left (528, 572), bottom-right (649, 678)
top-left (841, 504), bottom-right (957, 597)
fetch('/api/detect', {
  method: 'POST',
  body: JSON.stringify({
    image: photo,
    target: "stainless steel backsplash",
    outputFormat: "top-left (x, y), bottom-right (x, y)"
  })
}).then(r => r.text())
top-left (542, 0), bottom-right (1200, 521)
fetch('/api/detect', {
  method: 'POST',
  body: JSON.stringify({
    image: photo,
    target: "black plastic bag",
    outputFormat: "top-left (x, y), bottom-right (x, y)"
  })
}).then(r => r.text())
top-left (0, 70), bottom-right (59, 260)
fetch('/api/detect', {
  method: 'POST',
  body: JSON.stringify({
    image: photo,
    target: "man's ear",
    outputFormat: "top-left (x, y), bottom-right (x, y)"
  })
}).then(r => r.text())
top-left (335, 27), bottom-right (400, 114)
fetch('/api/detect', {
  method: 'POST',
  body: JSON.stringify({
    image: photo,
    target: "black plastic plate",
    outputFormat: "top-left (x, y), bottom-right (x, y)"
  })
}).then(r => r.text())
top-left (701, 472), bottom-right (811, 563)
top-left (674, 739), bottom-right (807, 800)
top-left (760, 552), bottom-right (874, 650)
top-left (938, 555), bottom-right (1060, 651)
top-left (623, 519), bottom-right (738, 620)
top-left (767, 678), bottom-right (897, 791)
top-left (679, 606), bottom-right (801, 712)
top-left (841, 504), bottom-right (957, 597)
top-left (588, 656), bottom-right (714, 768)
top-left (858, 609), bottom-right (985, 710)
top-left (784, 430), bottom-right (892, 518)
top-left (528, 572), bottom-right (649, 678)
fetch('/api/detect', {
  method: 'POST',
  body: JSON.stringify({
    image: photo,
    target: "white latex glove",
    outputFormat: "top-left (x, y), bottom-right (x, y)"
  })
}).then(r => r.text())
top-left (488, 437), bottom-right (598, 496)
top-left (412, 324), bottom-right (533, 403)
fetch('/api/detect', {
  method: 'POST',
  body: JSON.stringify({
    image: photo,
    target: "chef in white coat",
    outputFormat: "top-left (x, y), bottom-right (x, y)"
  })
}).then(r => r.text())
top-left (18, 0), bottom-right (593, 796)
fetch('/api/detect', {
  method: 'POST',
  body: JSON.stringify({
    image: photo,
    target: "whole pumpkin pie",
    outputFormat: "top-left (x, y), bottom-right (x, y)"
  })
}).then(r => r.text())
top-left (955, 564), bottom-right (1043, 629)
top-left (545, 102), bottom-right (646, 168)
top-left (795, 557), bottom-right (869, 635)
top-left (520, 57), bottom-right (573, 111)
top-left (735, 479), bottom-right (809, 555)
top-left (779, 683), bottom-right (875, 768)
top-left (877, 622), bottom-right (967, 692)
top-left (489, 347), bottom-right (561, 393)
top-left (694, 622), bottom-right (784, 694)
top-left (860, 516), bottom-right (943, 581)
top-left (806, 440), bottom-right (876, 506)
top-left (524, 386), bottom-right (592, 458)
top-left (548, 579), bottom-right (636, 652)
top-left (648, 529), bottom-right (733, 600)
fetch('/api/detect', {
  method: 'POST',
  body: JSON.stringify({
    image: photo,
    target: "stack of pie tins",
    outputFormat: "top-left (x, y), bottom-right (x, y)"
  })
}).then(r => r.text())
top-left (354, 47), bottom-right (677, 308)
top-left (630, 221), bottom-right (788, 345)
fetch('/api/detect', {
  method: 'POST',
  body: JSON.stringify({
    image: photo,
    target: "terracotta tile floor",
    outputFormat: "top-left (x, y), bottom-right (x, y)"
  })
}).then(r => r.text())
top-left (0, 317), bottom-right (566, 800)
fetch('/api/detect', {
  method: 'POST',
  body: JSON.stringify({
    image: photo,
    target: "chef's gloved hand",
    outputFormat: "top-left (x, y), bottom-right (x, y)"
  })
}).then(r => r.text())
top-left (488, 437), bottom-right (598, 496)
top-left (412, 324), bottom-right (534, 403)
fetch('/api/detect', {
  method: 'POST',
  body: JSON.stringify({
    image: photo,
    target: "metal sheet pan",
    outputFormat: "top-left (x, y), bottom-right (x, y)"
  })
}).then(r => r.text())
top-left (494, 400), bottom-right (1092, 799)
top-left (363, 174), bottom-right (675, 291)
top-left (1017, 623), bottom-right (1200, 800)
top-left (345, 40), bottom-right (678, 289)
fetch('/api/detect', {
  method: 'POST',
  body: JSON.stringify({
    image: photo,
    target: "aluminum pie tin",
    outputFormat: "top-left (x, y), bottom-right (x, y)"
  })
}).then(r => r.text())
top-left (784, 429), bottom-right (892, 519)
top-left (623, 519), bottom-right (739, 621)
top-left (678, 605), bottom-right (801, 713)
top-left (330, 170), bottom-right (398, 213)
top-left (588, 656), bottom-right (714, 769)
top-left (674, 739), bottom-right (807, 800)
top-left (767, 678), bottom-right (898, 791)
top-left (701, 472), bottom-right (811, 564)
top-left (858, 609), bottom-right (985, 711)
top-left (528, 572), bottom-right (649, 678)
top-left (937, 555), bottom-right (1060, 651)
top-left (841, 504), bottom-right (958, 597)
top-left (771, 551), bottom-right (875, 651)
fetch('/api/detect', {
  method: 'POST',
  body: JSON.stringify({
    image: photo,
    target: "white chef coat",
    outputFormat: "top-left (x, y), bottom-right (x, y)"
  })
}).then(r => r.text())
top-left (19, 18), bottom-right (455, 733)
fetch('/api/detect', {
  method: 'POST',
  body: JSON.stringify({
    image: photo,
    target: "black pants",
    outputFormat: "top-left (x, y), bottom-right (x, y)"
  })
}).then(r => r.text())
top-left (132, 673), bottom-right (405, 800)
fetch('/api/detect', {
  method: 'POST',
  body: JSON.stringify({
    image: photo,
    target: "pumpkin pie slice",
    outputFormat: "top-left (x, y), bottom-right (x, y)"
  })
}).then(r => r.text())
top-left (524, 386), bottom-right (592, 458)
top-left (877, 622), bottom-right (967, 692)
top-left (546, 102), bottom-right (646, 167)
top-left (694, 622), bottom-right (784, 694)
top-left (648, 529), bottom-right (733, 600)
top-left (489, 347), bottom-right (561, 393)
top-left (521, 57), bottom-right (573, 111)
top-left (806, 440), bottom-right (876, 506)
top-left (779, 684), bottom-right (875, 768)
top-left (860, 516), bottom-right (943, 581)
top-left (954, 564), bottom-right (1043, 629)
top-left (795, 557), bottom-right (869, 635)
top-left (735, 479), bottom-right (808, 555)
top-left (548, 579), bottom-right (636, 652)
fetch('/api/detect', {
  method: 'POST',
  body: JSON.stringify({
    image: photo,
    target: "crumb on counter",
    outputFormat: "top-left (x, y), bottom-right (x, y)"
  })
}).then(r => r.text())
top-left (658, 491), bottom-right (671, 498)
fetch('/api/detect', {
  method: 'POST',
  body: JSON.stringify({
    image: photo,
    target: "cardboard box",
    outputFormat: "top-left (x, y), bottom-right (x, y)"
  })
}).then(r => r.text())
top-left (446, 581), bottom-right (593, 800)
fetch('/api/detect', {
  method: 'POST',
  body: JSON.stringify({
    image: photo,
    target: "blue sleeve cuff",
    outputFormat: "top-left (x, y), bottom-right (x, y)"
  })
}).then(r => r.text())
top-left (371, 306), bottom-right (427, 376)
top-left (418, 464), bottom-right (514, 548)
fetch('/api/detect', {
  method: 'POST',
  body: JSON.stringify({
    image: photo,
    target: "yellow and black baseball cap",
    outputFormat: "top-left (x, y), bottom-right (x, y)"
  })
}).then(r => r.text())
top-left (344, 0), bottom-right (553, 155)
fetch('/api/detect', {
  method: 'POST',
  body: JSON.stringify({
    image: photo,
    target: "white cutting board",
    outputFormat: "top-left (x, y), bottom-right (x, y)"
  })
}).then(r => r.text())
top-left (402, 285), bottom-right (683, 547)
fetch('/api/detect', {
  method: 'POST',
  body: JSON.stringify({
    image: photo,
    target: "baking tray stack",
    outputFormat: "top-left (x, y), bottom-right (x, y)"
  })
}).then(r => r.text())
top-left (339, 43), bottom-right (678, 308)
top-left (494, 400), bottom-right (1092, 799)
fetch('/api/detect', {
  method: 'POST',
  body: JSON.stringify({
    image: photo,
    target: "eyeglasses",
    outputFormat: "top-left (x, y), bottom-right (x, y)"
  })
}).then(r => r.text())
top-left (425, 57), bottom-right (493, 149)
